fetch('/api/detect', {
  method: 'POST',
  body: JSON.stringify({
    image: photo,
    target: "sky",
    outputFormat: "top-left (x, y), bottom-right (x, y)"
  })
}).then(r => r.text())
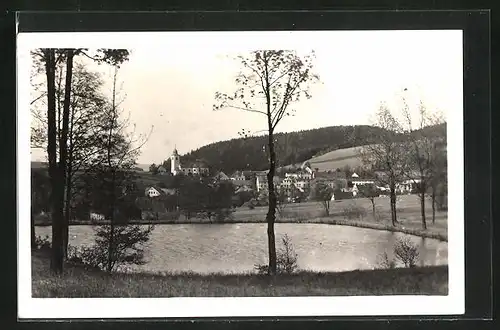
top-left (24, 30), bottom-right (463, 165)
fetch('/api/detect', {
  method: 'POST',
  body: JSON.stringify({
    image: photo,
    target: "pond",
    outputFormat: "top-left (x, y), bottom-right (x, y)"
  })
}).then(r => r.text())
top-left (35, 223), bottom-right (448, 274)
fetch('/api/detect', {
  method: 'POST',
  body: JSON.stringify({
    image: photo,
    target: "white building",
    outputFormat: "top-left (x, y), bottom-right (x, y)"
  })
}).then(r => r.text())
top-left (230, 171), bottom-right (246, 181)
top-left (256, 174), bottom-right (281, 192)
top-left (170, 148), bottom-right (209, 176)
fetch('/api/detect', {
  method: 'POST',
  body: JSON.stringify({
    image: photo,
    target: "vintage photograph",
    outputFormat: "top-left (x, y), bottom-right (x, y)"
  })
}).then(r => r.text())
top-left (19, 30), bottom-right (464, 318)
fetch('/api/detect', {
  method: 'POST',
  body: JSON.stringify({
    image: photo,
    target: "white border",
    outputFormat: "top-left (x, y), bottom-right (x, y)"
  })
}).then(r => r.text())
top-left (17, 31), bottom-right (464, 319)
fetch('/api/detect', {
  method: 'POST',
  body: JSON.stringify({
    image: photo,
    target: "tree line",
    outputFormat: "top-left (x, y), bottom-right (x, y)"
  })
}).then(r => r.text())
top-left (178, 125), bottom-right (389, 174)
top-left (30, 48), bottom-right (154, 274)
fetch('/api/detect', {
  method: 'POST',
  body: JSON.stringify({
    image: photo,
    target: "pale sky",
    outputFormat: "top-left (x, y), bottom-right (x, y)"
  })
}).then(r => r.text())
top-left (25, 30), bottom-right (463, 165)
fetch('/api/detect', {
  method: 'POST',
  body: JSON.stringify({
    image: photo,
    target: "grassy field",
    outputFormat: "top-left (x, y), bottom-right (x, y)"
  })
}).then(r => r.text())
top-left (35, 194), bottom-right (447, 241)
top-left (302, 146), bottom-right (365, 172)
top-left (233, 195), bottom-right (448, 241)
top-left (32, 251), bottom-right (448, 297)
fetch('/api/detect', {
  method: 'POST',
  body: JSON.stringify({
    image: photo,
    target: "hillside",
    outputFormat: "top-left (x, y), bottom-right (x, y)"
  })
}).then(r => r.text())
top-left (299, 146), bottom-right (365, 172)
top-left (179, 125), bottom-right (388, 174)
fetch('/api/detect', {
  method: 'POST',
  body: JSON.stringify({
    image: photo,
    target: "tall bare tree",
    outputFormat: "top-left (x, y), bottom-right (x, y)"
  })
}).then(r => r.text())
top-left (214, 50), bottom-right (319, 275)
top-left (400, 97), bottom-right (446, 230)
top-left (31, 48), bottom-right (129, 273)
top-left (359, 103), bottom-right (406, 227)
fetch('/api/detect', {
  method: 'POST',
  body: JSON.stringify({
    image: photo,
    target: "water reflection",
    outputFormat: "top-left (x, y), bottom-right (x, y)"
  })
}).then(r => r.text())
top-left (36, 223), bottom-right (448, 274)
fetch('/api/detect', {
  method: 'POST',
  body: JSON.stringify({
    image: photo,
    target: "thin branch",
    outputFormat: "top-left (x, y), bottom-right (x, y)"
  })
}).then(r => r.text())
top-left (224, 104), bottom-right (268, 116)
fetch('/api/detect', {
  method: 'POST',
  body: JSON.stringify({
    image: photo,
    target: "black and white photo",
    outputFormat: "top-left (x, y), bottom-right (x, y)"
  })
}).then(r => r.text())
top-left (18, 29), bottom-right (465, 318)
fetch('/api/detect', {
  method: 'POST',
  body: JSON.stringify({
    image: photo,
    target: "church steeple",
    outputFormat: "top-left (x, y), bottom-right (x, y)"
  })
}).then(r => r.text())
top-left (170, 146), bottom-right (181, 175)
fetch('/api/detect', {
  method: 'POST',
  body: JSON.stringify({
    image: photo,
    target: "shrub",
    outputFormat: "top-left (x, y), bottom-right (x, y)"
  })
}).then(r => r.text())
top-left (212, 208), bottom-right (234, 223)
top-left (394, 237), bottom-right (420, 268)
top-left (377, 251), bottom-right (396, 269)
top-left (68, 224), bottom-right (154, 272)
top-left (341, 203), bottom-right (367, 220)
top-left (33, 235), bottom-right (51, 252)
top-left (255, 234), bottom-right (298, 275)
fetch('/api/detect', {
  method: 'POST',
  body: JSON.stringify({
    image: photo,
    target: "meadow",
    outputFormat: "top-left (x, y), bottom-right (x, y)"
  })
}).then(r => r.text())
top-left (32, 250), bottom-right (448, 297)
top-left (35, 194), bottom-right (448, 241)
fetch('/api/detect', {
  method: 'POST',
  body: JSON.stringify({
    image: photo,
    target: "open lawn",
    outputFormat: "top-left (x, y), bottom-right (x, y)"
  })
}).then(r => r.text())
top-left (36, 194), bottom-right (447, 241)
top-left (232, 194), bottom-right (448, 240)
top-left (32, 251), bottom-right (448, 297)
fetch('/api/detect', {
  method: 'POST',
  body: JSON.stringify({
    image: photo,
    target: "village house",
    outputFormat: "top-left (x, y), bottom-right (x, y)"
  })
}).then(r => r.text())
top-left (157, 165), bottom-right (168, 175)
top-left (397, 174), bottom-right (422, 194)
top-left (230, 171), bottom-right (246, 181)
top-left (145, 186), bottom-right (176, 198)
top-left (285, 171), bottom-right (313, 181)
top-left (214, 171), bottom-right (231, 181)
top-left (255, 174), bottom-right (281, 192)
top-left (350, 172), bottom-right (376, 186)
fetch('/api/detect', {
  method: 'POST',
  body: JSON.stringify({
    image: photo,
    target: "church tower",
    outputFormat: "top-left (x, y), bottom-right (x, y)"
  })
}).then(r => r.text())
top-left (170, 147), bottom-right (181, 175)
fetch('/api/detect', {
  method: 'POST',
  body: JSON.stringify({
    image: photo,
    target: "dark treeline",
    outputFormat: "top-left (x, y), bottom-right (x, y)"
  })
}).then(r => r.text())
top-left (180, 125), bottom-right (389, 174)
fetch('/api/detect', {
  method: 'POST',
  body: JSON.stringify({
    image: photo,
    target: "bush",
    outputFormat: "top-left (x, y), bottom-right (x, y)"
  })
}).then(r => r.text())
top-left (255, 234), bottom-right (298, 275)
top-left (68, 224), bottom-right (154, 272)
top-left (377, 251), bottom-right (396, 269)
top-left (341, 203), bottom-right (367, 220)
top-left (33, 235), bottom-right (51, 252)
top-left (211, 208), bottom-right (234, 223)
top-left (394, 237), bottom-right (420, 268)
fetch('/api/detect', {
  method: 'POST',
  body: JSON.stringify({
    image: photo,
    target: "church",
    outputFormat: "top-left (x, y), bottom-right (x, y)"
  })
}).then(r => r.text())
top-left (170, 148), bottom-right (209, 176)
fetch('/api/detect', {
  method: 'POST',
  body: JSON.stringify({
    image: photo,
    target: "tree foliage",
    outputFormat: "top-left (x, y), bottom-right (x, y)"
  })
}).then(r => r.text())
top-left (357, 183), bottom-right (380, 220)
top-left (399, 98), bottom-right (446, 229)
top-left (31, 48), bottom-right (130, 273)
top-left (359, 103), bottom-right (407, 226)
top-left (180, 125), bottom-right (387, 174)
top-left (214, 50), bottom-right (319, 275)
top-left (310, 181), bottom-right (334, 216)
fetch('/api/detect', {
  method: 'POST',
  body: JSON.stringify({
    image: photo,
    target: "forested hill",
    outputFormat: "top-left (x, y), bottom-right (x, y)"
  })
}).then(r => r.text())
top-left (180, 125), bottom-right (389, 174)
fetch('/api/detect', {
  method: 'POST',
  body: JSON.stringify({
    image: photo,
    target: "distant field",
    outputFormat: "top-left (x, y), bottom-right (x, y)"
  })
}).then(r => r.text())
top-left (301, 146), bottom-right (366, 171)
top-left (36, 194), bottom-right (447, 241)
top-left (232, 194), bottom-right (448, 239)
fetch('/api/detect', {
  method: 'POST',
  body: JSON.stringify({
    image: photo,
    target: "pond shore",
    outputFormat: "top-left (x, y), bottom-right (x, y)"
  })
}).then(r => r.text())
top-left (32, 251), bottom-right (448, 297)
top-left (35, 215), bottom-right (448, 242)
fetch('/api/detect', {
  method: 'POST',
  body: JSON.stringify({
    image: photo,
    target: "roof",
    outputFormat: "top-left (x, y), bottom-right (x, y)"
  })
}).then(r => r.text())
top-left (184, 159), bottom-right (209, 168)
top-left (146, 186), bottom-right (176, 196)
top-left (214, 171), bottom-right (230, 180)
top-left (231, 171), bottom-right (245, 178)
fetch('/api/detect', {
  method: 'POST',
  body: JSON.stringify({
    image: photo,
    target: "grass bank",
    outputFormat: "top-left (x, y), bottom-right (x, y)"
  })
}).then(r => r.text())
top-left (321, 218), bottom-right (447, 242)
top-left (35, 215), bottom-right (447, 242)
top-left (32, 251), bottom-right (448, 298)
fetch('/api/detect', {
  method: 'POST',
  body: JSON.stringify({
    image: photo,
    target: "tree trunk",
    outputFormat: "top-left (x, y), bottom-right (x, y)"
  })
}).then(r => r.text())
top-left (371, 199), bottom-right (376, 221)
top-left (63, 173), bottom-right (72, 258)
top-left (324, 201), bottom-right (330, 216)
top-left (45, 49), bottom-right (64, 274)
top-left (265, 54), bottom-right (277, 276)
top-left (420, 192), bottom-right (427, 230)
top-left (107, 171), bottom-right (117, 273)
top-left (389, 181), bottom-right (398, 227)
top-left (266, 131), bottom-right (277, 275)
top-left (431, 187), bottom-right (436, 224)
top-left (31, 207), bottom-right (36, 249)
top-left (60, 49), bottom-right (74, 259)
